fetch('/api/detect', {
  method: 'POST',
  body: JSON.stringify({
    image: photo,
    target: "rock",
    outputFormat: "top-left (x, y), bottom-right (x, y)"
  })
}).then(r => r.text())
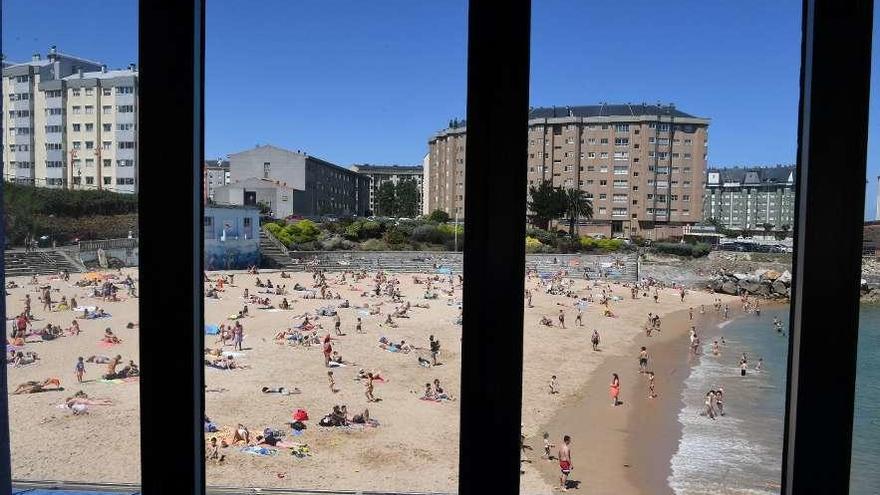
top-left (772, 280), bottom-right (787, 294)
top-left (732, 272), bottom-right (750, 280)
top-left (753, 268), bottom-right (769, 278)
top-left (763, 270), bottom-right (781, 280)
top-left (778, 271), bottom-right (792, 284)
top-left (720, 281), bottom-right (739, 295)
top-left (738, 280), bottom-right (761, 294)
top-left (754, 282), bottom-right (771, 297)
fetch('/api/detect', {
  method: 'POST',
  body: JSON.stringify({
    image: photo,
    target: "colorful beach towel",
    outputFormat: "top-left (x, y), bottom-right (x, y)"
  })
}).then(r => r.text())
top-left (205, 324), bottom-right (220, 335)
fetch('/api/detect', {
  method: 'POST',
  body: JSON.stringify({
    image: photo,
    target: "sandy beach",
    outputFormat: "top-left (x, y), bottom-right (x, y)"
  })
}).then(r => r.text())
top-left (5, 266), bottom-right (736, 493)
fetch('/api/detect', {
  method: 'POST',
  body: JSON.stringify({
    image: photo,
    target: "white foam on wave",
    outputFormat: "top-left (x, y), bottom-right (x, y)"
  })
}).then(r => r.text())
top-left (669, 350), bottom-right (781, 494)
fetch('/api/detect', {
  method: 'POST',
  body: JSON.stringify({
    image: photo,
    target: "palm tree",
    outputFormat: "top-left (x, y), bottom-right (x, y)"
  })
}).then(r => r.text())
top-left (565, 188), bottom-right (593, 239)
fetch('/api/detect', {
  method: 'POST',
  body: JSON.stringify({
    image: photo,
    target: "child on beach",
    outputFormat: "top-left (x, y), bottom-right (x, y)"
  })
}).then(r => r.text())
top-left (638, 347), bottom-right (649, 373)
top-left (647, 372), bottom-right (658, 398)
top-left (75, 357), bottom-right (85, 383)
top-left (591, 329), bottom-right (600, 351)
top-left (328, 371), bottom-right (338, 393)
top-left (542, 432), bottom-right (555, 459)
top-left (558, 310), bottom-right (566, 329)
top-left (549, 375), bottom-right (559, 394)
top-left (575, 308), bottom-right (583, 326)
top-left (356, 317), bottom-right (363, 334)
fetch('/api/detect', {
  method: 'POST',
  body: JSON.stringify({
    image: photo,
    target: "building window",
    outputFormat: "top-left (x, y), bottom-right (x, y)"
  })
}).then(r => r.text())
top-left (116, 177), bottom-right (135, 185)
top-left (85, 176), bottom-right (95, 185)
top-left (117, 123), bottom-right (135, 131)
top-left (118, 141), bottom-right (136, 149)
top-left (72, 89), bottom-right (81, 97)
top-left (615, 124), bottom-right (629, 132)
top-left (103, 87), bottom-right (112, 96)
top-left (103, 123), bottom-right (112, 132)
top-left (104, 176), bottom-right (112, 185)
top-left (103, 141), bottom-right (112, 150)
top-left (72, 124), bottom-right (82, 132)
top-left (600, 152), bottom-right (609, 159)
top-left (117, 159), bottom-right (135, 167)
top-left (600, 138), bottom-right (609, 144)
top-left (103, 106), bottom-right (113, 114)
top-left (614, 137), bottom-right (629, 146)
top-left (85, 88), bottom-right (94, 96)
top-left (117, 105), bottom-right (134, 113)
top-left (599, 180), bottom-right (608, 186)
top-left (85, 123), bottom-right (94, 132)
top-left (116, 86), bottom-right (135, 94)
top-left (72, 106), bottom-right (82, 115)
top-left (85, 105), bottom-right (94, 114)
top-left (73, 141), bottom-right (82, 150)
top-left (85, 159), bottom-right (95, 167)
top-left (85, 141), bottom-right (94, 150)
top-left (598, 207), bottom-right (607, 214)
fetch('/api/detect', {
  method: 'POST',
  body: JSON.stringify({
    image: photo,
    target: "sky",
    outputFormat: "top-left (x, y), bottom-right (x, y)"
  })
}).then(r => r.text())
top-left (2, 0), bottom-right (880, 218)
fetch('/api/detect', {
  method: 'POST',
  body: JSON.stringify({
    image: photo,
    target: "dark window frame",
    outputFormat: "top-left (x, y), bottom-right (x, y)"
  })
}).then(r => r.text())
top-left (0, 0), bottom-right (871, 494)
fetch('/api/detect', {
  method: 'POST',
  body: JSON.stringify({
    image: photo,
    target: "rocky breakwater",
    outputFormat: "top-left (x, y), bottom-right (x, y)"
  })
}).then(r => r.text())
top-left (709, 268), bottom-right (792, 299)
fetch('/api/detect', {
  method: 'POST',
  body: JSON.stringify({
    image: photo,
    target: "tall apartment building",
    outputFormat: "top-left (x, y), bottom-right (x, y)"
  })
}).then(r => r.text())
top-left (350, 164), bottom-right (424, 215)
top-left (204, 158), bottom-right (230, 201)
top-left (427, 104), bottom-right (710, 237)
top-left (703, 165), bottom-right (796, 232)
top-left (229, 144), bottom-right (370, 217)
top-left (2, 46), bottom-right (138, 193)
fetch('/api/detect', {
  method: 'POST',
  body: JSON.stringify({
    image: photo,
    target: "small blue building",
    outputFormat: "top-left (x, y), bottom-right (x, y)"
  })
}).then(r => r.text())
top-left (204, 205), bottom-right (261, 270)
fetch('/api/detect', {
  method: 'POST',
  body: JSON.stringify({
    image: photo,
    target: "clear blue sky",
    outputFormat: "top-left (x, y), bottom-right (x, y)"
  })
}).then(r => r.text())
top-left (3, 0), bottom-right (880, 218)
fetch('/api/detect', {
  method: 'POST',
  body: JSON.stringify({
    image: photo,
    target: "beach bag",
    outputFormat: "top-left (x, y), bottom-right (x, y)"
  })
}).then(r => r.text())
top-left (293, 409), bottom-right (309, 421)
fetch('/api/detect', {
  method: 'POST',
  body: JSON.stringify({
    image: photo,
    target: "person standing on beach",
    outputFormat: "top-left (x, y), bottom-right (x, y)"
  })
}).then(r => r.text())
top-left (558, 435), bottom-right (572, 491)
top-left (429, 335), bottom-right (441, 366)
top-left (549, 375), bottom-right (559, 394)
top-left (75, 356), bottom-right (86, 383)
top-left (591, 329), bottom-right (600, 351)
top-left (525, 289), bottom-right (533, 308)
top-left (723, 304), bottom-right (730, 319)
top-left (739, 353), bottom-right (748, 376)
top-left (680, 287), bottom-right (686, 303)
top-left (610, 373), bottom-right (621, 406)
top-left (689, 307), bottom-right (694, 321)
top-left (638, 347), bottom-right (649, 373)
top-left (334, 314), bottom-right (342, 336)
top-left (232, 322), bottom-right (243, 352)
top-left (575, 306), bottom-right (583, 327)
top-left (322, 335), bottom-right (333, 367)
top-left (558, 310), bottom-right (566, 329)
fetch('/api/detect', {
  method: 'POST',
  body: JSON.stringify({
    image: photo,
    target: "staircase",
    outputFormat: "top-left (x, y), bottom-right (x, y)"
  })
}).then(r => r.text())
top-left (259, 228), bottom-right (291, 268)
top-left (4, 249), bottom-right (85, 278)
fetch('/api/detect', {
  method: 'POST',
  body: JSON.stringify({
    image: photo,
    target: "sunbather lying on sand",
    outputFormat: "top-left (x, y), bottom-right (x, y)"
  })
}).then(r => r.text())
top-left (13, 377), bottom-right (62, 394)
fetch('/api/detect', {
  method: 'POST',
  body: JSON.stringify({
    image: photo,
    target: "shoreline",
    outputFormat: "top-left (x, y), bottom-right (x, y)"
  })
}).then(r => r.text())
top-left (528, 296), bottom-right (736, 494)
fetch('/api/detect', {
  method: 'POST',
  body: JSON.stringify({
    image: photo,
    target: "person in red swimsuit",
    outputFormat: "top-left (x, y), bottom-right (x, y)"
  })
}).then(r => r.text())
top-left (558, 434), bottom-right (572, 491)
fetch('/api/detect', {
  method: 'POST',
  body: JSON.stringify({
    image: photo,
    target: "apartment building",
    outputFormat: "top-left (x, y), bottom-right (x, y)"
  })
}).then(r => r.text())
top-left (350, 164), bottom-right (424, 215)
top-left (703, 165), bottom-right (796, 232)
top-left (2, 46), bottom-right (138, 193)
top-left (427, 104), bottom-right (710, 237)
top-left (204, 158), bottom-right (230, 201)
top-left (228, 144), bottom-right (370, 217)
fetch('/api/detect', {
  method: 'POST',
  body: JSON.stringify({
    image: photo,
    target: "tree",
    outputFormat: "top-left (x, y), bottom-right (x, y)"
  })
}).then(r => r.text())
top-left (564, 188), bottom-right (593, 238)
top-left (375, 181), bottom-right (396, 217)
top-left (527, 180), bottom-right (567, 230)
top-left (395, 179), bottom-right (420, 218)
top-left (775, 224), bottom-right (791, 240)
top-left (741, 227), bottom-right (754, 238)
top-left (759, 223), bottom-right (775, 238)
top-left (428, 209), bottom-right (451, 223)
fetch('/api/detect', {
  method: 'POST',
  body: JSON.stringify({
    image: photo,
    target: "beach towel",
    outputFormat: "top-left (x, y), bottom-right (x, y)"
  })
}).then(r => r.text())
top-left (436, 267), bottom-right (452, 275)
top-left (241, 446), bottom-right (277, 456)
top-left (87, 313), bottom-right (112, 319)
top-left (73, 306), bottom-right (97, 312)
top-left (205, 324), bottom-right (220, 335)
top-left (327, 361), bottom-right (346, 368)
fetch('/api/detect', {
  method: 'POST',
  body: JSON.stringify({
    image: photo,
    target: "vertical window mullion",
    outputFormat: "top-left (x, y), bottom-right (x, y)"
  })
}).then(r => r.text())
top-left (785, 0), bottom-right (872, 493)
top-left (138, 1), bottom-right (205, 494)
top-left (458, 1), bottom-right (531, 494)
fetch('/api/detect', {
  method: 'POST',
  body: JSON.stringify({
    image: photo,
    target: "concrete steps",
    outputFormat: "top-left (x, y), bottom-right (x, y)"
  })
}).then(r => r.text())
top-left (4, 250), bottom-right (84, 278)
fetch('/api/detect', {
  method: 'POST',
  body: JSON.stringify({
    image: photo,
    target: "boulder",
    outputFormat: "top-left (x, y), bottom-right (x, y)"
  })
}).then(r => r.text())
top-left (720, 281), bottom-right (739, 295)
top-left (738, 280), bottom-right (761, 294)
top-left (778, 271), bottom-right (792, 284)
top-left (763, 270), bottom-right (781, 280)
top-left (753, 282), bottom-right (771, 297)
top-left (732, 273), bottom-right (750, 280)
top-left (753, 268), bottom-right (769, 278)
top-left (772, 280), bottom-right (787, 294)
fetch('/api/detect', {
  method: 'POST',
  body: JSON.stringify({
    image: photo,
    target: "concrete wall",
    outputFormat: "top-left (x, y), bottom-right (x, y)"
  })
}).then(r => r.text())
top-left (204, 206), bottom-right (261, 269)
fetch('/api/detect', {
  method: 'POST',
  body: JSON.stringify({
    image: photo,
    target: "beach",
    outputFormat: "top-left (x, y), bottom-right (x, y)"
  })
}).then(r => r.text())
top-left (5, 267), bottom-right (736, 493)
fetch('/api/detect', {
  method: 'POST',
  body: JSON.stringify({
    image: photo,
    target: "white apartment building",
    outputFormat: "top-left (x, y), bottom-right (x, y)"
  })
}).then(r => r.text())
top-left (2, 46), bottom-right (138, 193)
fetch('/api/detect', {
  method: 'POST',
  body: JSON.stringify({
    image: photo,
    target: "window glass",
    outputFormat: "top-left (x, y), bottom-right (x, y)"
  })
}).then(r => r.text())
top-left (521, 3), bottom-right (799, 493)
top-left (2, 0), bottom-right (140, 484)
top-left (203, 1), bottom-right (465, 491)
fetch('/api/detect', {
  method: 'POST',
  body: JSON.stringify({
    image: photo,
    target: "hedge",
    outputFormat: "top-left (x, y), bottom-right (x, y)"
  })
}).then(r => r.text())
top-left (652, 242), bottom-right (711, 258)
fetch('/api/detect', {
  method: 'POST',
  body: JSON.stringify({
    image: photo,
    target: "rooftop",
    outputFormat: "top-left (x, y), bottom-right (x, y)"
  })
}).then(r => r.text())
top-left (707, 165), bottom-right (796, 184)
top-left (351, 164), bottom-right (423, 173)
top-left (528, 103), bottom-right (700, 119)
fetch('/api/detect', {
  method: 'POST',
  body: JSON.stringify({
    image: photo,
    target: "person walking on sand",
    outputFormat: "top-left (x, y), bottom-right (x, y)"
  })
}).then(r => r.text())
top-left (610, 373), bottom-right (621, 406)
top-left (334, 314), bottom-right (342, 336)
top-left (558, 309), bottom-right (566, 329)
top-left (591, 329), bottom-right (600, 351)
top-left (364, 372), bottom-right (377, 402)
top-left (689, 307), bottom-right (694, 321)
top-left (322, 335), bottom-right (333, 367)
top-left (549, 375), bottom-right (559, 394)
top-left (356, 317), bottom-right (364, 334)
top-left (327, 370), bottom-right (338, 393)
top-left (558, 435), bottom-right (572, 491)
top-left (575, 307), bottom-right (583, 327)
top-left (638, 347), bottom-right (649, 373)
top-left (647, 371), bottom-right (657, 399)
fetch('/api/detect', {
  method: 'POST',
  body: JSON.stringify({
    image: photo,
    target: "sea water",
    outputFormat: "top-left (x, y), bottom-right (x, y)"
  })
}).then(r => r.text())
top-left (668, 306), bottom-right (880, 494)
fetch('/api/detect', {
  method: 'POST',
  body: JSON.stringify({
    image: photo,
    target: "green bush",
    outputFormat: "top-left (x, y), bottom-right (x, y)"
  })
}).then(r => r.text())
top-left (525, 227), bottom-right (556, 247)
top-left (652, 242), bottom-right (711, 258)
top-left (383, 226), bottom-right (408, 246)
top-left (428, 209), bottom-right (451, 223)
top-left (361, 239), bottom-right (391, 251)
top-left (410, 224), bottom-right (449, 244)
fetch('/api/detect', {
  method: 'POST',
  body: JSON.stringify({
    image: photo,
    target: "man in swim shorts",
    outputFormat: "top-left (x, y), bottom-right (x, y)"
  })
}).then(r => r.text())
top-left (558, 434), bottom-right (572, 491)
